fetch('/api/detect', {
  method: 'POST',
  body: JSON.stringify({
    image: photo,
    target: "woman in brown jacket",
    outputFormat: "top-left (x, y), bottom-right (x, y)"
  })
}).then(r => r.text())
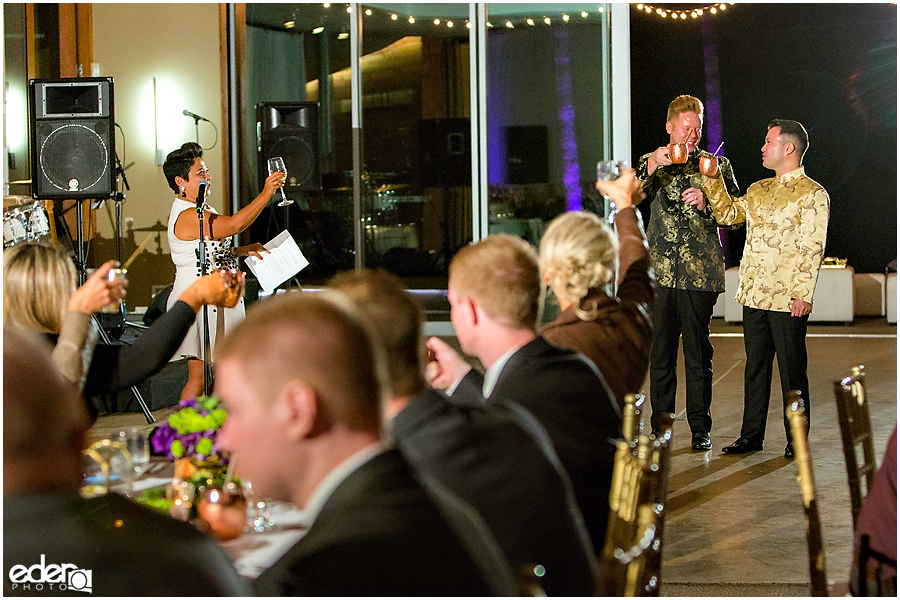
top-left (539, 170), bottom-right (654, 409)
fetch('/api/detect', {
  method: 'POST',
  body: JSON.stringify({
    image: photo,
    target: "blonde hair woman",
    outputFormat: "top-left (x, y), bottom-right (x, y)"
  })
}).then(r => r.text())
top-left (539, 170), bottom-right (654, 408)
top-left (4, 243), bottom-right (231, 418)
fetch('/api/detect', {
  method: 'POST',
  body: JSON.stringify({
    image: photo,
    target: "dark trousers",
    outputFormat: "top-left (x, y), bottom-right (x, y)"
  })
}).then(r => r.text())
top-left (740, 305), bottom-right (810, 444)
top-left (649, 287), bottom-right (720, 434)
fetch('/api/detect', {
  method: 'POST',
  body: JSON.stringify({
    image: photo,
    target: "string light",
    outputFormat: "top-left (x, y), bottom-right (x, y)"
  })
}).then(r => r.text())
top-left (313, 5), bottom-right (618, 31)
top-left (312, 26), bottom-right (324, 34)
top-left (635, 3), bottom-right (735, 20)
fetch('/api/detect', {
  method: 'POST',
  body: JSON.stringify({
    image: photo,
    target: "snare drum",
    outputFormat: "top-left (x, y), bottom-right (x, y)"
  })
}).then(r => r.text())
top-left (2, 201), bottom-right (51, 248)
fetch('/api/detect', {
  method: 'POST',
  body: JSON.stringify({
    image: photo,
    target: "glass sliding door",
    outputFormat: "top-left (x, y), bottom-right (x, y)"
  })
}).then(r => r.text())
top-left (485, 3), bottom-right (614, 245)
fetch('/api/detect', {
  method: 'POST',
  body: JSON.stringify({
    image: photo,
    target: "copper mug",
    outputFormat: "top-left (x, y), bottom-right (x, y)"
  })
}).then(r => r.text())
top-left (218, 269), bottom-right (245, 308)
top-left (196, 482), bottom-right (247, 541)
top-left (699, 155), bottom-right (720, 178)
top-left (668, 143), bottom-right (688, 164)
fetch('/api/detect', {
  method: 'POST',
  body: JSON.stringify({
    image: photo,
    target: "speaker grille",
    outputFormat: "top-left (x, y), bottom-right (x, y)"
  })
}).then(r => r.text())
top-left (266, 130), bottom-right (315, 188)
top-left (38, 123), bottom-right (109, 193)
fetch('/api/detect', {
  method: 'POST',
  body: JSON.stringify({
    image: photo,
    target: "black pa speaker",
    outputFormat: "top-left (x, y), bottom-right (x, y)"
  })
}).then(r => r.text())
top-left (506, 125), bottom-right (549, 185)
top-left (257, 102), bottom-right (320, 192)
top-left (418, 118), bottom-right (471, 188)
top-left (29, 77), bottom-right (116, 200)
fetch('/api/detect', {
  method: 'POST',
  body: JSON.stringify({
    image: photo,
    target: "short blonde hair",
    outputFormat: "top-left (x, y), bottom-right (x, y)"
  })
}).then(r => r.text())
top-left (328, 269), bottom-right (425, 399)
top-left (449, 234), bottom-right (543, 330)
top-left (540, 211), bottom-right (618, 321)
top-left (218, 292), bottom-right (388, 434)
top-left (3, 243), bottom-right (76, 334)
top-left (667, 95), bottom-right (704, 122)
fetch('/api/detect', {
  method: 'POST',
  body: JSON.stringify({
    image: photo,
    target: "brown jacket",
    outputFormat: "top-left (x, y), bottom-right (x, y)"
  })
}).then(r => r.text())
top-left (540, 207), bottom-right (654, 408)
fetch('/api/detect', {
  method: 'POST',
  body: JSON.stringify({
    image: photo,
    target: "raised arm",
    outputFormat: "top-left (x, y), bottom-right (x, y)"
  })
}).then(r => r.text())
top-left (173, 171), bottom-right (285, 242)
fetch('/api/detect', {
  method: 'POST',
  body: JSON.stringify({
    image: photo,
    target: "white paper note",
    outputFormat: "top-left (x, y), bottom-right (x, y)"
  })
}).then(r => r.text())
top-left (244, 230), bottom-right (309, 293)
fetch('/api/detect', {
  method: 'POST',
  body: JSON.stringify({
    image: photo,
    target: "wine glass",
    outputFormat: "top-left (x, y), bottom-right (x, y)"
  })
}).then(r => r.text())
top-left (267, 157), bottom-right (292, 206)
top-left (597, 160), bottom-right (627, 224)
top-left (116, 427), bottom-right (150, 478)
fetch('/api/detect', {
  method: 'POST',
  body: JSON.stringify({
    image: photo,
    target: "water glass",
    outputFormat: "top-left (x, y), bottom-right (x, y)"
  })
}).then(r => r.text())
top-left (166, 481), bottom-right (196, 521)
top-left (242, 478), bottom-right (274, 532)
top-left (116, 427), bottom-right (149, 478)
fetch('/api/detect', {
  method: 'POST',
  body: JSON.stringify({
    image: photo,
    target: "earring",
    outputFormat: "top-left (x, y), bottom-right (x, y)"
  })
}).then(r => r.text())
top-left (180, 186), bottom-right (186, 198)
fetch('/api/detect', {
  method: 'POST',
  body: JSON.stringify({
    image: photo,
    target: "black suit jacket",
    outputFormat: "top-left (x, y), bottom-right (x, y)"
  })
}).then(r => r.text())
top-left (391, 387), bottom-right (597, 596)
top-left (253, 448), bottom-right (514, 596)
top-left (458, 336), bottom-right (622, 555)
top-left (3, 490), bottom-right (251, 596)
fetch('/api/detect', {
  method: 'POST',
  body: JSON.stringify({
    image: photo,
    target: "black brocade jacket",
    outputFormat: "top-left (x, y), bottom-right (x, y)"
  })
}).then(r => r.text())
top-left (636, 149), bottom-right (740, 293)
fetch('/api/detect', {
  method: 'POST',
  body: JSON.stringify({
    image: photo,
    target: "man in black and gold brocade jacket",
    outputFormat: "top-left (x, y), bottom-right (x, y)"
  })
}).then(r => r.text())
top-left (635, 94), bottom-right (740, 452)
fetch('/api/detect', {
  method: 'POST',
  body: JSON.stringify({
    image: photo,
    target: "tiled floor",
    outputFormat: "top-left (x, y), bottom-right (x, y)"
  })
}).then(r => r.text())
top-left (90, 316), bottom-right (897, 596)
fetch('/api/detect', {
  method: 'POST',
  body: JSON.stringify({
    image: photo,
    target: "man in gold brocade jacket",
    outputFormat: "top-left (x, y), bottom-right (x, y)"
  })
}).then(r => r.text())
top-left (702, 119), bottom-right (830, 458)
top-left (636, 94), bottom-right (740, 452)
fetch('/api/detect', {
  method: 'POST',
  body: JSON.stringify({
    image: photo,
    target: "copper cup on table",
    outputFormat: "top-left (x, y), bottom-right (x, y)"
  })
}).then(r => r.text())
top-left (668, 143), bottom-right (688, 164)
top-left (197, 482), bottom-right (247, 541)
top-left (699, 154), bottom-right (720, 178)
top-left (218, 269), bottom-right (246, 308)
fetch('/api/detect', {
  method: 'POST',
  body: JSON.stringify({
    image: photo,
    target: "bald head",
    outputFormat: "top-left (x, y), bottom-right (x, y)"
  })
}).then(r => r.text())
top-left (4, 327), bottom-right (88, 494)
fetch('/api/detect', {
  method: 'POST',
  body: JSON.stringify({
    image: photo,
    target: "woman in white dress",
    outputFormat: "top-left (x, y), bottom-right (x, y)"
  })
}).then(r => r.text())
top-left (163, 142), bottom-right (284, 400)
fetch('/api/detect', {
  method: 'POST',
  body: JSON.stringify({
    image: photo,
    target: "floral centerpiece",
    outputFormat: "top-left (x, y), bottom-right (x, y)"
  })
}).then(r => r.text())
top-left (150, 394), bottom-right (231, 484)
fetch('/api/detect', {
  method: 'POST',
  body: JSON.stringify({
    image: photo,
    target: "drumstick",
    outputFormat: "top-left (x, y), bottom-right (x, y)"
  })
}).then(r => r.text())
top-left (123, 234), bottom-right (155, 270)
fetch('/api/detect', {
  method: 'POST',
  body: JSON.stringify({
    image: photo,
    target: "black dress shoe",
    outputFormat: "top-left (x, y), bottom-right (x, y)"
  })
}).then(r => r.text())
top-left (691, 432), bottom-right (712, 451)
top-left (784, 443), bottom-right (795, 459)
top-left (722, 437), bottom-right (764, 454)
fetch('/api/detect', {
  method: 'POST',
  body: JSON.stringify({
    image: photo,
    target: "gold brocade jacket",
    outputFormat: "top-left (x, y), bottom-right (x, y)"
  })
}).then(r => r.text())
top-left (703, 166), bottom-right (830, 312)
top-left (636, 150), bottom-right (740, 293)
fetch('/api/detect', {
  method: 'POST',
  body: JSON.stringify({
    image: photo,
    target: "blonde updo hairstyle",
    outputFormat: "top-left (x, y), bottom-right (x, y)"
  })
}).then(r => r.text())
top-left (539, 211), bottom-right (618, 322)
top-left (3, 243), bottom-right (77, 334)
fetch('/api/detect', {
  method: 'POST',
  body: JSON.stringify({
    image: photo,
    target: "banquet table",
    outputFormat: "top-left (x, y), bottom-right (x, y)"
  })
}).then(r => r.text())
top-left (136, 458), bottom-right (309, 578)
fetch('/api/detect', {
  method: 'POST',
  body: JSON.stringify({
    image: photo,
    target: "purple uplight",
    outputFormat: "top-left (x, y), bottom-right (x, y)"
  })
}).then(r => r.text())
top-left (555, 27), bottom-right (580, 212)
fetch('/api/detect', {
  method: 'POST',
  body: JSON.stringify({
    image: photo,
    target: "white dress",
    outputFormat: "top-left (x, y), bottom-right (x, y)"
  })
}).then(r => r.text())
top-left (166, 198), bottom-right (245, 362)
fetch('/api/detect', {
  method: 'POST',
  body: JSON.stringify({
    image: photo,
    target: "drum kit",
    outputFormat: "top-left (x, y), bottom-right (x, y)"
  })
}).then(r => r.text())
top-left (3, 189), bottom-right (53, 249)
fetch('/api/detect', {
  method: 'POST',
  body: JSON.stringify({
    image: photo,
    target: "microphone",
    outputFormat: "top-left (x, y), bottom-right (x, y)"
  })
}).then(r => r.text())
top-left (183, 109), bottom-right (210, 122)
top-left (196, 180), bottom-right (209, 212)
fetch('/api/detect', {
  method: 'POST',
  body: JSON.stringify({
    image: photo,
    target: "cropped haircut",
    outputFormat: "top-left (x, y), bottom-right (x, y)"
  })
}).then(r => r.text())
top-left (666, 95), bottom-right (704, 122)
top-left (539, 211), bottom-right (619, 321)
top-left (217, 292), bottom-right (388, 434)
top-left (162, 142), bottom-right (203, 193)
top-left (449, 234), bottom-right (543, 331)
top-left (3, 243), bottom-right (76, 334)
top-left (4, 327), bottom-right (88, 458)
top-left (328, 269), bottom-right (425, 399)
top-left (768, 119), bottom-right (809, 162)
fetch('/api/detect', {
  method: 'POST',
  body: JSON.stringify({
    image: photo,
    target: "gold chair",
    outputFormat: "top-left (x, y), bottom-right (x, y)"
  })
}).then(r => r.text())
top-left (598, 413), bottom-right (674, 596)
top-left (833, 365), bottom-right (877, 528)
top-left (786, 393), bottom-right (829, 597)
top-left (622, 393), bottom-right (646, 444)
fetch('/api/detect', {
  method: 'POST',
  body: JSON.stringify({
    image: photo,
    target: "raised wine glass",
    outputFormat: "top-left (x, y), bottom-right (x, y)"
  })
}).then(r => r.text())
top-left (267, 156), bottom-right (292, 207)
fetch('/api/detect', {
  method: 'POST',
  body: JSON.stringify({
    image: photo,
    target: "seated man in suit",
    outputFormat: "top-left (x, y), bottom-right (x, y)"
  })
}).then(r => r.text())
top-left (3, 328), bottom-right (250, 597)
top-left (214, 292), bottom-right (514, 596)
top-left (329, 269), bottom-right (597, 596)
top-left (427, 234), bottom-right (623, 555)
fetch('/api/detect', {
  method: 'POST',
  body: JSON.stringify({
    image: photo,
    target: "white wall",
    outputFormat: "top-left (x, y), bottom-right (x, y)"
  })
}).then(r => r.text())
top-left (92, 3), bottom-right (224, 245)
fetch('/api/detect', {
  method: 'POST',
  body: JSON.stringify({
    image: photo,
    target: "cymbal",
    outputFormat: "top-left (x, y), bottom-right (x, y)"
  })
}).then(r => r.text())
top-left (133, 220), bottom-right (167, 232)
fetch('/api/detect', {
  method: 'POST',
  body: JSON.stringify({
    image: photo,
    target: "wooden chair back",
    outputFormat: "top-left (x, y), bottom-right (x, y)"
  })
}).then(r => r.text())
top-left (598, 414), bottom-right (673, 596)
top-left (622, 393), bottom-right (646, 444)
top-left (833, 365), bottom-right (877, 527)
top-left (786, 391), bottom-right (829, 597)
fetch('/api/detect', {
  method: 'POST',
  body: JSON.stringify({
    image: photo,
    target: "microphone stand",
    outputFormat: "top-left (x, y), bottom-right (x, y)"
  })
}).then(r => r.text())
top-left (196, 187), bottom-right (213, 397)
top-left (191, 115), bottom-right (201, 144)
